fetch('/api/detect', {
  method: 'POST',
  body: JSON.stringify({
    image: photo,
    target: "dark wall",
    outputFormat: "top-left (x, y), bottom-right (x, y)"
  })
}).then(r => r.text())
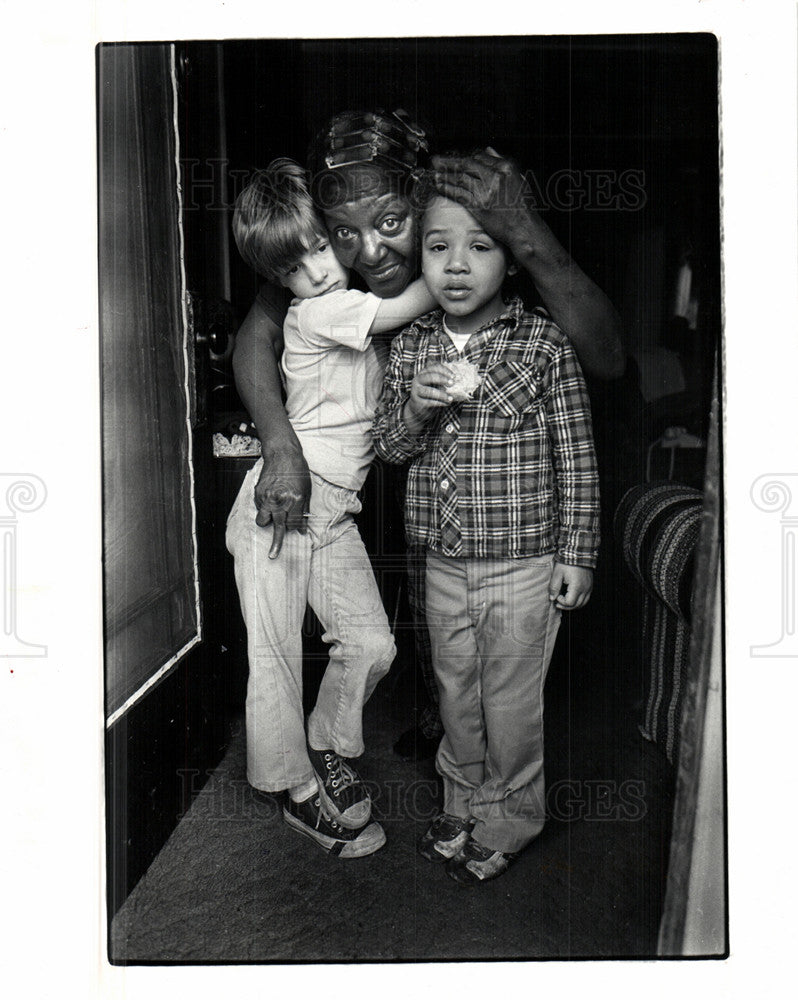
top-left (222, 37), bottom-right (545, 169)
top-left (540, 35), bottom-right (719, 307)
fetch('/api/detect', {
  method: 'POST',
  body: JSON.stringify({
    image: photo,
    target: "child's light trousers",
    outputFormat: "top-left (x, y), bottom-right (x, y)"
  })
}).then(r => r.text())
top-left (426, 550), bottom-right (562, 854)
top-left (226, 462), bottom-right (396, 792)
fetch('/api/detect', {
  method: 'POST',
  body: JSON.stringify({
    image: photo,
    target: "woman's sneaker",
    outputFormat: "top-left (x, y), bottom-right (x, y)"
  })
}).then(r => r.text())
top-left (445, 836), bottom-right (517, 885)
top-left (418, 813), bottom-right (474, 863)
top-left (307, 746), bottom-right (371, 829)
top-left (282, 795), bottom-right (386, 858)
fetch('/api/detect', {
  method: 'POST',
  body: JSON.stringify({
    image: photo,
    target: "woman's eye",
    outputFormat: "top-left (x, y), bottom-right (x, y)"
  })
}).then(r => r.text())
top-left (379, 216), bottom-right (402, 235)
top-left (334, 228), bottom-right (355, 242)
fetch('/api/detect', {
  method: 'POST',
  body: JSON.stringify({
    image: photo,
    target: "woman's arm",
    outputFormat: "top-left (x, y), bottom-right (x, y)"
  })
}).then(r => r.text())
top-left (232, 295), bottom-right (311, 558)
top-left (370, 277), bottom-right (437, 335)
top-left (432, 148), bottom-right (625, 380)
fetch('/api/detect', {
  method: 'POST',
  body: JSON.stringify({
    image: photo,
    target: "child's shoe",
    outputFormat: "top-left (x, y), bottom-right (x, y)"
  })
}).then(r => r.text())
top-left (282, 794), bottom-right (386, 858)
top-left (446, 836), bottom-right (517, 885)
top-left (307, 746), bottom-right (371, 829)
top-left (418, 812), bottom-right (474, 863)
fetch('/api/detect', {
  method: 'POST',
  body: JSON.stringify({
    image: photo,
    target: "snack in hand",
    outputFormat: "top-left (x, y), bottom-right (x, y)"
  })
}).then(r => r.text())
top-left (443, 358), bottom-right (483, 401)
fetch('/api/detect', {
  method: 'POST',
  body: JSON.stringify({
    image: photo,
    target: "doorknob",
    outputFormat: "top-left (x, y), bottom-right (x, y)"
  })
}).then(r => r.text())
top-left (189, 293), bottom-right (236, 360)
top-left (187, 291), bottom-right (237, 429)
top-left (196, 322), bottom-right (229, 356)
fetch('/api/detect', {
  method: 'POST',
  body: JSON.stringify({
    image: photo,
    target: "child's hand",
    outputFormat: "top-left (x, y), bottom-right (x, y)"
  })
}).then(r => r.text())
top-left (548, 562), bottom-right (593, 610)
top-left (404, 363), bottom-right (453, 432)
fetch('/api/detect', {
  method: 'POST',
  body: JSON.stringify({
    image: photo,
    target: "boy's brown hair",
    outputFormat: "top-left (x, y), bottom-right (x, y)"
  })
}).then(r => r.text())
top-left (232, 158), bottom-right (326, 281)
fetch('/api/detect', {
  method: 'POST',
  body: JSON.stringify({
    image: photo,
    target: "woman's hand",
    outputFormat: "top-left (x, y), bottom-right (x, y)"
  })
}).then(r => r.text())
top-left (254, 446), bottom-right (311, 559)
top-left (404, 363), bottom-right (453, 434)
top-left (548, 563), bottom-right (593, 611)
top-left (431, 147), bottom-right (532, 249)
top-left (432, 147), bottom-right (625, 381)
top-left (233, 292), bottom-right (313, 558)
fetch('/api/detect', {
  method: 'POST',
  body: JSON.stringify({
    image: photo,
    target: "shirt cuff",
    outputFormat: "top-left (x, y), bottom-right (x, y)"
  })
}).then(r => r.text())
top-left (378, 407), bottom-right (430, 462)
top-left (557, 530), bottom-right (600, 569)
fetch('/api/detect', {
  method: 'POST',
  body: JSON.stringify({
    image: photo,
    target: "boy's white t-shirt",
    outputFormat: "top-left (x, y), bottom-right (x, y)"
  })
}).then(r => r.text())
top-left (281, 288), bottom-right (385, 492)
top-left (442, 316), bottom-right (471, 354)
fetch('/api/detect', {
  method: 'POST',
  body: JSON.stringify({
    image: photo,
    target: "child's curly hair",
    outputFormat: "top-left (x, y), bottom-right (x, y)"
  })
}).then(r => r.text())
top-left (413, 160), bottom-right (520, 292)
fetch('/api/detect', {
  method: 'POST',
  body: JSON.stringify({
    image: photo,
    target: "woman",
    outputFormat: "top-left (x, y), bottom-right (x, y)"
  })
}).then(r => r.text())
top-left (232, 109), bottom-right (624, 762)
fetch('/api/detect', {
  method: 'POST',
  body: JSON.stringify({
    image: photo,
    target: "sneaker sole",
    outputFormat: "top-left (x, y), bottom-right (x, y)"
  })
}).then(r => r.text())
top-left (282, 808), bottom-right (386, 859)
top-left (312, 775), bottom-right (372, 830)
top-left (418, 820), bottom-right (474, 864)
top-left (418, 831), bottom-right (470, 863)
top-left (418, 841), bottom-right (453, 864)
top-left (446, 851), bottom-right (515, 885)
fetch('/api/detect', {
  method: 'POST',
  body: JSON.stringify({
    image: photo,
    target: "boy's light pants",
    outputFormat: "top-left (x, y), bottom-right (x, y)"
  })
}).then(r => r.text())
top-left (425, 550), bottom-right (562, 854)
top-left (226, 464), bottom-right (396, 792)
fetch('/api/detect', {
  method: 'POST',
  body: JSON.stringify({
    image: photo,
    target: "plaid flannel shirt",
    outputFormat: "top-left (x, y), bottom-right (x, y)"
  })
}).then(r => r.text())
top-left (372, 297), bottom-right (600, 566)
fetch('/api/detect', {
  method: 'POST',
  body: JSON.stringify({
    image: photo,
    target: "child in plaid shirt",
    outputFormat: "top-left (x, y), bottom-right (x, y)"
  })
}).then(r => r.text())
top-left (373, 193), bottom-right (600, 885)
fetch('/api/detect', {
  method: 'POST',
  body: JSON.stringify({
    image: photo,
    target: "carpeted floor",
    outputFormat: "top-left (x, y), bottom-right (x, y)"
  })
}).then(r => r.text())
top-left (110, 596), bottom-right (675, 962)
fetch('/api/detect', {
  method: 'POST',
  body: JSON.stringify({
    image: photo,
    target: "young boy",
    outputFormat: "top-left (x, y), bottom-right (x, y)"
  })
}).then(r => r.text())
top-left (373, 193), bottom-right (600, 884)
top-left (227, 159), bottom-right (436, 858)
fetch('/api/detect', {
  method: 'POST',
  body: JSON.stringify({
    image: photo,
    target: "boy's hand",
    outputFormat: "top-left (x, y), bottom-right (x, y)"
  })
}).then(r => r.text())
top-left (404, 363), bottom-right (454, 433)
top-left (548, 562), bottom-right (593, 610)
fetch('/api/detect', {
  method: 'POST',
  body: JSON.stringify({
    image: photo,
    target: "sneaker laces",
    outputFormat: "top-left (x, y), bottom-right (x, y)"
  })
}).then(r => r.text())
top-left (323, 753), bottom-right (358, 791)
top-left (311, 798), bottom-right (339, 833)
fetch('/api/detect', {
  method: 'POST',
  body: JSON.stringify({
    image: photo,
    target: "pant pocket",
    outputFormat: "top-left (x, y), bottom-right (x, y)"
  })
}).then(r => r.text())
top-left (226, 461), bottom-right (263, 551)
top-left (308, 475), bottom-right (360, 531)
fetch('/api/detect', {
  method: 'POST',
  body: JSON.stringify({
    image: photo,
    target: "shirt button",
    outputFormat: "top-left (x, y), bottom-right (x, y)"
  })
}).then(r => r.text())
top-left (441, 478), bottom-right (449, 490)
top-left (445, 423), bottom-right (454, 434)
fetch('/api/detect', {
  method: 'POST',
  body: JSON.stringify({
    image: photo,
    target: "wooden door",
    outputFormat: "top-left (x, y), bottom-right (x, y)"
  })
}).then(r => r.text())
top-left (100, 43), bottom-right (199, 722)
top-left (99, 43), bottom-right (228, 920)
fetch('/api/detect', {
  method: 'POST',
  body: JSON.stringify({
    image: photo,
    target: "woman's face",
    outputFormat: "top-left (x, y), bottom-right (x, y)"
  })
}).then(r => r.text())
top-left (323, 187), bottom-right (417, 298)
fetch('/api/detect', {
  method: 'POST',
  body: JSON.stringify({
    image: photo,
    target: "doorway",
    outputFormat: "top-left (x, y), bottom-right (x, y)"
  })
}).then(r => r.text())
top-left (102, 35), bottom-right (724, 959)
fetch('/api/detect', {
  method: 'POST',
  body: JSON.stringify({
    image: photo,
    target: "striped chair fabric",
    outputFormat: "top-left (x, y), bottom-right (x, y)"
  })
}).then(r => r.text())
top-left (614, 483), bottom-right (704, 763)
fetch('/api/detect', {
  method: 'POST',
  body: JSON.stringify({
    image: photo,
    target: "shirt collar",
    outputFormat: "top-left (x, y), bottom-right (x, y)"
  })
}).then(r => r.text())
top-left (412, 295), bottom-right (524, 339)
